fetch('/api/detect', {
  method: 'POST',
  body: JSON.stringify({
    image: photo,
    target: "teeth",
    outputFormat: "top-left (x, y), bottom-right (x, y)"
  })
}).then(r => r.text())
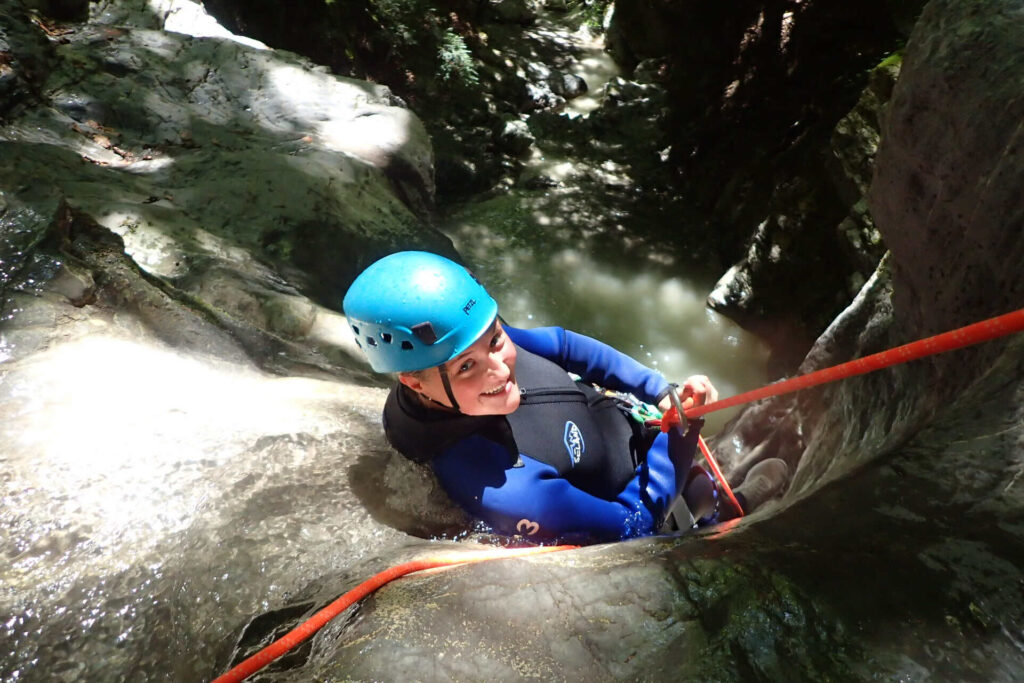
top-left (483, 383), bottom-right (505, 395)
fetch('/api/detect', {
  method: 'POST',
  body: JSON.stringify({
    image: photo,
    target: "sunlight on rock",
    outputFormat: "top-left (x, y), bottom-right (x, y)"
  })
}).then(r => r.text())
top-left (527, 153), bottom-right (577, 182)
top-left (2, 334), bottom-right (361, 573)
top-left (97, 209), bottom-right (192, 278)
top-left (564, 26), bottom-right (619, 116)
top-left (307, 306), bottom-right (365, 363)
top-left (320, 108), bottom-right (417, 161)
top-left (157, 0), bottom-right (269, 49)
top-left (12, 336), bottom-right (329, 456)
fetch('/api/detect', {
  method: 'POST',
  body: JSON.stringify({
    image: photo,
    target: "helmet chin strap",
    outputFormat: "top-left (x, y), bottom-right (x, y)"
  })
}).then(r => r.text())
top-left (436, 364), bottom-right (461, 412)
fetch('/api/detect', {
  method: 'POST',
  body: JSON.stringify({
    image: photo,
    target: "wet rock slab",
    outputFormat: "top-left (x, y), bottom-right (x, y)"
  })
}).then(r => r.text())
top-left (2, 0), bottom-right (1023, 681)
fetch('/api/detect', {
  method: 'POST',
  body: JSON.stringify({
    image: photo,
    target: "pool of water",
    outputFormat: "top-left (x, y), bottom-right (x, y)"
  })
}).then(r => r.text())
top-left (437, 16), bottom-right (770, 434)
top-left (438, 193), bottom-right (769, 435)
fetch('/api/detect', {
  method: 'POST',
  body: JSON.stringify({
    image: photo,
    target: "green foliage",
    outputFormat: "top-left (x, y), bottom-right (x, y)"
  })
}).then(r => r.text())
top-left (368, 0), bottom-right (431, 47)
top-left (570, 0), bottom-right (613, 31)
top-left (315, 0), bottom-right (482, 94)
top-left (438, 29), bottom-right (479, 86)
top-left (874, 49), bottom-right (903, 71)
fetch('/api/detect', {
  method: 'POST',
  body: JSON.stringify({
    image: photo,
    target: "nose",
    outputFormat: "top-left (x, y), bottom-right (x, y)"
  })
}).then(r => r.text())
top-left (486, 350), bottom-right (508, 374)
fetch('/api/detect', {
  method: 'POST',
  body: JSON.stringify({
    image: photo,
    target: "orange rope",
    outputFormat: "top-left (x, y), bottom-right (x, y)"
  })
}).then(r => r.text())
top-left (660, 402), bottom-right (745, 517)
top-left (211, 545), bottom-right (576, 683)
top-left (211, 307), bottom-right (1024, 682)
top-left (698, 435), bottom-right (744, 517)
top-left (687, 307), bottom-right (1024, 419)
top-left (658, 307), bottom-right (1024, 517)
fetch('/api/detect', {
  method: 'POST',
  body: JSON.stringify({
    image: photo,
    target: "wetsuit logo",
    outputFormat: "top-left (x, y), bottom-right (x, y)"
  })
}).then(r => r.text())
top-left (563, 421), bottom-right (584, 465)
top-left (516, 519), bottom-right (540, 536)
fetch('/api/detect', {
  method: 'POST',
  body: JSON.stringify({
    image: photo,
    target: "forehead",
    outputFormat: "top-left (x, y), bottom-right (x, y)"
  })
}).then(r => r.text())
top-left (449, 317), bottom-right (500, 359)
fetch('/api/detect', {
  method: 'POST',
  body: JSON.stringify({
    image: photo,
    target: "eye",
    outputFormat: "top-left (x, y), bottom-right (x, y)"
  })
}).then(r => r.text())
top-left (457, 359), bottom-right (474, 373)
top-left (490, 330), bottom-right (503, 348)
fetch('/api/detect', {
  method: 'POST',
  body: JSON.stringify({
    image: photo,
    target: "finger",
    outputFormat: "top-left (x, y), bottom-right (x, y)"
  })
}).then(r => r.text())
top-left (683, 375), bottom-right (717, 407)
top-left (682, 378), bottom-right (707, 405)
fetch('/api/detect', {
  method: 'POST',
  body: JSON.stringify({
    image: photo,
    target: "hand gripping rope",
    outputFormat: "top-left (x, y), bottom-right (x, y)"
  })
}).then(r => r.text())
top-left (212, 307), bottom-right (1024, 682)
top-left (658, 307), bottom-right (1024, 517)
top-left (659, 388), bottom-right (747, 518)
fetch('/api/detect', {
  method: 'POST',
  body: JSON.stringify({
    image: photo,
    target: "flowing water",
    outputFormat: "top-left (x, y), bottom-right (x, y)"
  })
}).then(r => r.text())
top-left (0, 13), bottom-right (771, 683)
top-left (0, 334), bottom-right (418, 681)
top-left (438, 22), bottom-right (769, 434)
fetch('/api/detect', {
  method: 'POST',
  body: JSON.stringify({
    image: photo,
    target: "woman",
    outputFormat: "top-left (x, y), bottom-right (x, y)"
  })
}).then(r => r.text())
top-left (344, 251), bottom-right (787, 542)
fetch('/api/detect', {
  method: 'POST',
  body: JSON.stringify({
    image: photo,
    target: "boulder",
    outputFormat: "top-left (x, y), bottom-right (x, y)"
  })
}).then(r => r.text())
top-left (0, 4), bottom-right (457, 678)
top-left (1, 0), bottom-right (450, 336)
top-left (243, 1), bottom-right (1024, 679)
top-left (3, 0), bottom-right (1024, 681)
top-left (548, 70), bottom-right (587, 99)
top-left (496, 116), bottom-right (535, 154)
top-left (486, 0), bottom-right (538, 26)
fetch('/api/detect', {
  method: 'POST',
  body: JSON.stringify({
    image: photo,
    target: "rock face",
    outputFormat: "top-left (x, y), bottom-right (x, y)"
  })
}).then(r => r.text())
top-left (2, 1), bottom-right (1023, 682)
top-left (609, 0), bottom-right (926, 367)
top-left (705, 59), bottom-right (897, 370)
top-left (256, 1), bottom-right (1024, 680)
top-left (199, 0), bottom-right (619, 202)
top-left (1, 3), bottom-right (461, 680)
top-left (1, 0), bottom-right (452, 371)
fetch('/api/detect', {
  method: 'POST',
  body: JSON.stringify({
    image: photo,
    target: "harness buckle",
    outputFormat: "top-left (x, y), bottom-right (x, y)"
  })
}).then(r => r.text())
top-left (663, 387), bottom-right (689, 434)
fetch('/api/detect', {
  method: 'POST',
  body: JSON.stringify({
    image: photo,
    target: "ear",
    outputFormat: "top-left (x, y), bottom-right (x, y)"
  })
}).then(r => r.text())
top-left (398, 372), bottom-right (424, 392)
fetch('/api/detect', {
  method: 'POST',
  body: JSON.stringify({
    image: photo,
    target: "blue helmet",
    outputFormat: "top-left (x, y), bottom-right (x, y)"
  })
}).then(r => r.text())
top-left (343, 251), bottom-right (498, 373)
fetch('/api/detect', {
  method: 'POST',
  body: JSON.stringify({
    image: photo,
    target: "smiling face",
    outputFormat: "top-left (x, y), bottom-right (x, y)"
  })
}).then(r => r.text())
top-left (399, 319), bottom-right (520, 416)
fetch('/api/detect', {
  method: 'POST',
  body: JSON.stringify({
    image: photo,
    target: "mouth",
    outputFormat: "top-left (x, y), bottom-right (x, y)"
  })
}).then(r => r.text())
top-left (481, 378), bottom-right (514, 397)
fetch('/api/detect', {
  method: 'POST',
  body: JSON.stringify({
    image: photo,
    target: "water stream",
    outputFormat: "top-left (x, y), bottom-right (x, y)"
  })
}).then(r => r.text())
top-left (438, 21), bottom-right (769, 433)
top-left (0, 11), bottom-right (772, 682)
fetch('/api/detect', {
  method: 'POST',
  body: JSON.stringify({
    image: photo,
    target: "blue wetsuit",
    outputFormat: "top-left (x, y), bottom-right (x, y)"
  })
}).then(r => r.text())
top-left (383, 326), bottom-right (706, 542)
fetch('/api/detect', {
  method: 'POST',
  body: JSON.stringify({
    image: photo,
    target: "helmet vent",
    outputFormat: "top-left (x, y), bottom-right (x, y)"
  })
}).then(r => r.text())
top-left (401, 341), bottom-right (413, 350)
top-left (351, 325), bottom-right (360, 335)
top-left (381, 332), bottom-right (393, 344)
top-left (365, 336), bottom-right (377, 347)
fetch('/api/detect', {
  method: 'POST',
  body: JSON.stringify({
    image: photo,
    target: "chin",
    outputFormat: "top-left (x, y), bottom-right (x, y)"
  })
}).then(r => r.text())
top-left (493, 388), bottom-right (521, 416)
top-left (506, 385), bottom-right (522, 411)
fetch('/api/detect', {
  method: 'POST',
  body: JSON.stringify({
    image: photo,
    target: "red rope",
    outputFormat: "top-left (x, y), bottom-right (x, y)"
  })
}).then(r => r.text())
top-left (657, 307), bottom-right (1024, 517)
top-left (687, 307), bottom-right (1024, 419)
top-left (658, 409), bottom-right (744, 517)
top-left (211, 545), bottom-right (576, 683)
top-left (699, 435), bottom-right (744, 517)
top-left (211, 307), bottom-right (1024, 682)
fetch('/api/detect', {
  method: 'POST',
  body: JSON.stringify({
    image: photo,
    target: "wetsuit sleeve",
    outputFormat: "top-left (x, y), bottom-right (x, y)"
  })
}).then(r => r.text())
top-left (433, 432), bottom-right (681, 542)
top-left (505, 325), bottom-right (670, 404)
